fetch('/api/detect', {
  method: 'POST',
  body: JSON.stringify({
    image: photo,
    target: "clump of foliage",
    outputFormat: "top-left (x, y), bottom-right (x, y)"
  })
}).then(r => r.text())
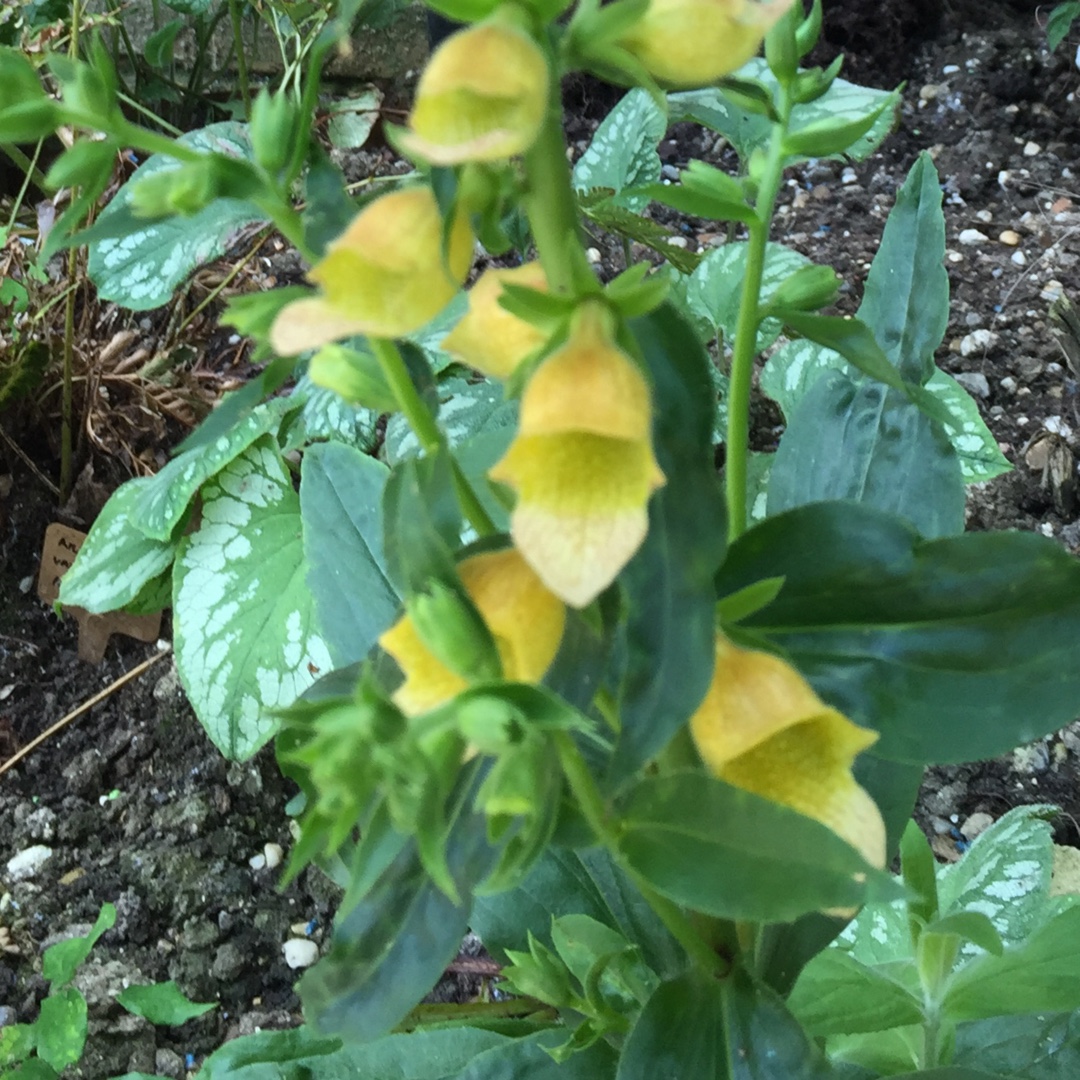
top-left (3, 0), bottom-right (1080, 1075)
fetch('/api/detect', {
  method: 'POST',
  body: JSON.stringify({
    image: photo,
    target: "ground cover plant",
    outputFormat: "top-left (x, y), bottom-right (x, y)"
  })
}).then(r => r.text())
top-left (5, 0), bottom-right (1080, 1075)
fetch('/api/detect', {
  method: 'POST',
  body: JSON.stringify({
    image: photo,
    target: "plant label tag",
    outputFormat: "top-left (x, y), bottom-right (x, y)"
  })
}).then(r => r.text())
top-left (37, 523), bottom-right (163, 664)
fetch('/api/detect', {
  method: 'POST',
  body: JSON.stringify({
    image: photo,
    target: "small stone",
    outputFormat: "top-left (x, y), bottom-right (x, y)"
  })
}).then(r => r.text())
top-left (1018, 354), bottom-right (1045, 381)
top-left (942, 63), bottom-right (960, 75)
top-left (999, 375), bottom-right (1018, 395)
top-left (998, 229), bottom-right (1021, 246)
top-left (1047, 362), bottom-right (1065, 376)
top-left (211, 942), bottom-right (246, 982)
top-left (953, 371), bottom-right (990, 399)
top-left (960, 329), bottom-right (999, 357)
top-left (1012, 741), bottom-right (1050, 773)
top-left (975, 209), bottom-right (993, 224)
top-left (919, 83), bottom-right (940, 102)
top-left (841, 166), bottom-right (857, 185)
top-left (263, 843), bottom-right (283, 870)
top-left (283, 939), bottom-right (319, 969)
top-left (960, 812), bottom-right (994, 840)
top-left (6, 845), bottom-right (53, 882)
top-left (1044, 415), bottom-right (1072, 439)
top-left (585, 247), bottom-right (602, 265)
top-left (155, 1049), bottom-right (185, 1080)
top-left (248, 853), bottom-right (267, 871)
top-left (0, 1005), bottom-right (17, 1027)
top-left (947, 250), bottom-right (964, 264)
top-left (1041, 280), bottom-right (1065, 302)
top-left (1023, 141), bottom-right (1042, 157)
top-left (665, 235), bottom-right (689, 249)
top-left (1051, 846), bottom-right (1080, 897)
top-left (958, 228), bottom-right (989, 245)
top-left (1011, 250), bottom-right (1027, 266)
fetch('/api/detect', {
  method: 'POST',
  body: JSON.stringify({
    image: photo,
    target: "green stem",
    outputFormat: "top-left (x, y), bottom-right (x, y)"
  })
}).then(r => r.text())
top-left (553, 731), bottom-right (732, 980)
top-left (724, 83), bottom-right (794, 543)
top-left (520, 43), bottom-right (594, 295)
top-left (227, 0), bottom-right (252, 116)
top-left (370, 337), bottom-right (497, 538)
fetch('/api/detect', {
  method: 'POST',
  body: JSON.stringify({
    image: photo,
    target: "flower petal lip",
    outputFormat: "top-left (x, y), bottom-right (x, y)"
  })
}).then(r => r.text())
top-left (442, 262), bottom-right (551, 380)
top-left (690, 638), bottom-right (887, 871)
top-left (490, 433), bottom-right (665, 608)
top-left (618, 0), bottom-right (795, 88)
top-left (268, 187), bottom-right (473, 353)
top-left (400, 23), bottom-right (549, 164)
top-left (378, 549), bottom-right (566, 715)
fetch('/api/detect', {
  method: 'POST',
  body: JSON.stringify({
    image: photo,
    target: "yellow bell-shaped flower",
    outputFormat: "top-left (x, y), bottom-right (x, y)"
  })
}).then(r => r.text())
top-left (441, 262), bottom-right (551, 380)
top-left (379, 548), bottom-right (566, 716)
top-left (489, 301), bottom-right (665, 608)
top-left (399, 22), bottom-right (549, 165)
top-left (690, 637), bottom-right (887, 871)
top-left (270, 187), bottom-right (473, 354)
top-left (618, 0), bottom-right (795, 88)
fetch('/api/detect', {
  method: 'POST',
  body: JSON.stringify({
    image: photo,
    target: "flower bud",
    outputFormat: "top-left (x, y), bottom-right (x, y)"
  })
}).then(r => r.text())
top-left (617, 0), bottom-right (796, 88)
top-left (690, 638), bottom-right (886, 871)
top-left (399, 22), bottom-right (549, 165)
top-left (441, 262), bottom-right (551, 379)
top-left (270, 186), bottom-right (473, 354)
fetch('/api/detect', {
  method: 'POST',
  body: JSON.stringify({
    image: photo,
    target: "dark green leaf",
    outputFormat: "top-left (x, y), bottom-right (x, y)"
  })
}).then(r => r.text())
top-left (42, 904), bottom-right (116, 986)
top-left (300, 442), bottom-right (400, 667)
top-left (858, 152), bottom-right (949, 386)
top-left (629, 182), bottom-right (755, 225)
top-left (35, 989), bottom-right (87, 1072)
top-left (853, 755), bottom-right (924, 858)
top-left (618, 967), bottom-right (828, 1080)
top-left (953, 1010), bottom-right (1080, 1078)
top-left (788, 949), bottom-right (924, 1036)
top-left (115, 981), bottom-right (216, 1024)
top-left (617, 771), bottom-right (900, 921)
top-left (471, 846), bottom-right (684, 981)
top-left (610, 305), bottom-right (726, 784)
top-left (299, 766), bottom-right (500, 1039)
top-left (579, 192), bottom-right (702, 274)
top-left (715, 501), bottom-right (1080, 764)
top-left (1048, 3), bottom-right (1080, 51)
top-left (757, 912), bottom-right (848, 997)
top-left (767, 373), bottom-right (966, 538)
top-left (302, 149), bottom-right (354, 257)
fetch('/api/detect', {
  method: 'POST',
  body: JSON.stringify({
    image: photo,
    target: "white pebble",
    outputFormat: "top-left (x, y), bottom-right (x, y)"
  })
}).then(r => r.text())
top-left (6, 846), bottom-right (53, 882)
top-left (585, 247), bottom-right (602, 264)
top-left (1041, 280), bottom-right (1065, 302)
top-left (958, 228), bottom-right (989, 245)
top-left (1044, 415), bottom-right (1073, 439)
top-left (1023, 141), bottom-right (1042, 157)
top-left (942, 64), bottom-right (960, 75)
top-left (249, 853), bottom-right (267, 871)
top-left (283, 939), bottom-right (319, 969)
top-left (999, 376), bottom-right (1018, 395)
top-left (960, 329), bottom-right (999, 357)
top-left (263, 843), bottom-right (283, 870)
top-left (841, 167), bottom-right (857, 185)
top-left (975, 209), bottom-right (993, 224)
top-left (998, 229), bottom-right (1020, 246)
top-left (1011, 250), bottom-right (1027, 266)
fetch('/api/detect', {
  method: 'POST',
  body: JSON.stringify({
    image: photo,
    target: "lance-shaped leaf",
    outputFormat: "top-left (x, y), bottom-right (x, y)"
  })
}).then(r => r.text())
top-left (714, 500), bottom-right (1080, 764)
top-left (617, 771), bottom-right (900, 922)
top-left (610, 305), bottom-right (726, 784)
top-left (617, 967), bottom-right (830, 1080)
top-left (299, 765), bottom-right (500, 1040)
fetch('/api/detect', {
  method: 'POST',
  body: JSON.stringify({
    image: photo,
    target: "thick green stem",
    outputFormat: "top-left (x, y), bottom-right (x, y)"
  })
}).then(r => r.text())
top-left (520, 48), bottom-right (594, 295)
top-left (553, 731), bottom-right (732, 980)
top-left (724, 85), bottom-right (793, 542)
top-left (370, 337), bottom-right (497, 538)
top-left (227, 0), bottom-right (251, 115)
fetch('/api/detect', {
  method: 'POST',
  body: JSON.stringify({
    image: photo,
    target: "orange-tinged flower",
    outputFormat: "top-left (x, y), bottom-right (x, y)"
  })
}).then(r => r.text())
top-left (690, 637), bottom-right (887, 871)
top-left (489, 301), bottom-right (665, 607)
top-left (442, 262), bottom-right (551, 379)
top-left (618, 0), bottom-right (795, 88)
top-left (269, 187), bottom-right (473, 354)
top-left (379, 548), bottom-right (566, 716)
top-left (399, 22), bottom-right (549, 165)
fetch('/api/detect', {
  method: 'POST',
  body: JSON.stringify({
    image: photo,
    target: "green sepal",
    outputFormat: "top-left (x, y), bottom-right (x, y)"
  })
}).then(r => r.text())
top-left (783, 97), bottom-right (893, 158)
top-left (764, 1), bottom-right (800, 83)
top-left (603, 262), bottom-right (669, 319)
top-left (502, 932), bottom-right (575, 1007)
top-left (44, 139), bottom-right (117, 192)
top-left (900, 820), bottom-right (939, 939)
top-left (719, 75), bottom-right (779, 121)
top-left (791, 56), bottom-right (844, 106)
top-left (405, 579), bottom-right (503, 683)
top-left (250, 86), bottom-right (300, 176)
top-left (715, 576), bottom-right (785, 625)
top-left (795, 0), bottom-right (824, 56)
top-left (767, 264), bottom-right (841, 312)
